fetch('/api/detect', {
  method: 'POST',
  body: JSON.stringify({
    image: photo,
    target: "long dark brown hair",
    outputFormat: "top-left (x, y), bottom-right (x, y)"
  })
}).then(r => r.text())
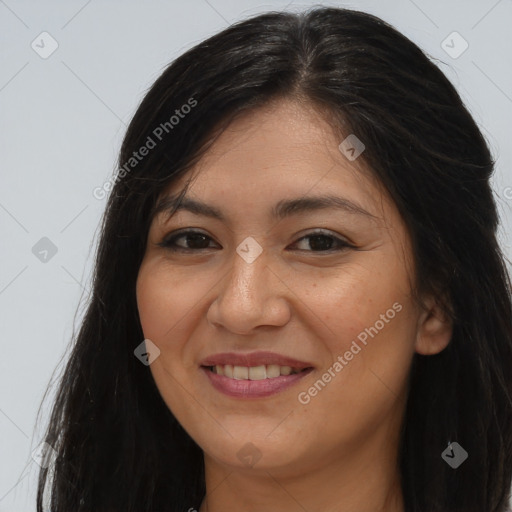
top-left (36, 6), bottom-right (512, 511)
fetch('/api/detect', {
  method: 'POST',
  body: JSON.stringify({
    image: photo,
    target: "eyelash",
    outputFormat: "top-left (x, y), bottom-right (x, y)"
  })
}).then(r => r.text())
top-left (157, 229), bottom-right (355, 253)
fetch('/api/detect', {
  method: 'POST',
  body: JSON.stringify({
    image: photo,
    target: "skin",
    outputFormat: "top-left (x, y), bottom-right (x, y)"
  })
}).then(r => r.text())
top-left (136, 98), bottom-right (452, 512)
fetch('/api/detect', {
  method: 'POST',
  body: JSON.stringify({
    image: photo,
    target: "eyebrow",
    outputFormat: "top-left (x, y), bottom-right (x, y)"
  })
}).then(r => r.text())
top-left (153, 193), bottom-right (377, 222)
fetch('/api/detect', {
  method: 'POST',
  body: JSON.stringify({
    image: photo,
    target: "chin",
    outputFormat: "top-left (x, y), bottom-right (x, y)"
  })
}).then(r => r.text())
top-left (201, 432), bottom-right (306, 472)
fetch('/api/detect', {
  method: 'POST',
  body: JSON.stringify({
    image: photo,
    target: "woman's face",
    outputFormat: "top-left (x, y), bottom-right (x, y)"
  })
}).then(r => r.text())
top-left (136, 98), bottom-right (448, 476)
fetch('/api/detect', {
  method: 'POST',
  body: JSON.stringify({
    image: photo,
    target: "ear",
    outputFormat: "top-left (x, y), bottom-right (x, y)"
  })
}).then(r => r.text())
top-left (415, 295), bottom-right (453, 355)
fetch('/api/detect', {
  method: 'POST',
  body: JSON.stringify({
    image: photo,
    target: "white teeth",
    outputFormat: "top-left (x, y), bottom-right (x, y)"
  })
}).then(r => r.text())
top-left (210, 364), bottom-right (306, 379)
top-left (233, 366), bottom-right (249, 380)
top-left (280, 366), bottom-right (292, 376)
top-left (248, 365), bottom-right (266, 380)
top-left (266, 364), bottom-right (281, 378)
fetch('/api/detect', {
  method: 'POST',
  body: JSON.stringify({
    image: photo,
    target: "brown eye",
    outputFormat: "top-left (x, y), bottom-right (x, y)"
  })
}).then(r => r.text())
top-left (158, 230), bottom-right (219, 251)
top-left (290, 231), bottom-right (354, 252)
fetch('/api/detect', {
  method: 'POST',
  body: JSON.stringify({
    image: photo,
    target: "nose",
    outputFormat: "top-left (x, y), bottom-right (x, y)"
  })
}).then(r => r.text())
top-left (206, 243), bottom-right (292, 335)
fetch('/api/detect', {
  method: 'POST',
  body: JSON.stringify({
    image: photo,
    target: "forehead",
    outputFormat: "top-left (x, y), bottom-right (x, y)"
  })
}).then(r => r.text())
top-left (162, 99), bottom-right (386, 216)
top-left (193, 99), bottom-right (358, 177)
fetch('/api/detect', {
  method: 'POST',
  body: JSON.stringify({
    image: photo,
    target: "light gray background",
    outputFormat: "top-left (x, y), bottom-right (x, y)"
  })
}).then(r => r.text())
top-left (1, 0), bottom-right (511, 510)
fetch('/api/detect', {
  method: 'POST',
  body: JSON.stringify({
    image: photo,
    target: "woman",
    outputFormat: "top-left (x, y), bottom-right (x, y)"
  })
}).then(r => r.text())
top-left (36, 6), bottom-right (512, 512)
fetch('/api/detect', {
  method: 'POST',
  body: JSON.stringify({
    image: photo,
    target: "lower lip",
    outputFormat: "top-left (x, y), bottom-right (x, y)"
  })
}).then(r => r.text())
top-left (202, 366), bottom-right (313, 398)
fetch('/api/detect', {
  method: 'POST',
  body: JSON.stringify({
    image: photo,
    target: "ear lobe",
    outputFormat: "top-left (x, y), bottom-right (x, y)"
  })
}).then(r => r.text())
top-left (415, 296), bottom-right (453, 356)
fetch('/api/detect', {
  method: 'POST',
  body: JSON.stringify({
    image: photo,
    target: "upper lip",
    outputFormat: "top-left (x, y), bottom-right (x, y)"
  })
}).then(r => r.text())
top-left (200, 351), bottom-right (313, 369)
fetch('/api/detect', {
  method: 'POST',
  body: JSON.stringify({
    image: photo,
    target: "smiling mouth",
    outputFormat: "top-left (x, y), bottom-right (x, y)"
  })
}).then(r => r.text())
top-left (204, 364), bottom-right (312, 380)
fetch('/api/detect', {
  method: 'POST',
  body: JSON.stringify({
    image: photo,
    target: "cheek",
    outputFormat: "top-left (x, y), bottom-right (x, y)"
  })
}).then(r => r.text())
top-left (293, 289), bottom-right (415, 451)
top-left (136, 270), bottom-right (170, 342)
top-left (292, 261), bottom-right (405, 339)
top-left (135, 260), bottom-right (220, 391)
top-left (136, 261), bottom-right (203, 342)
top-left (135, 263), bottom-right (201, 413)
top-left (296, 260), bottom-right (416, 399)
